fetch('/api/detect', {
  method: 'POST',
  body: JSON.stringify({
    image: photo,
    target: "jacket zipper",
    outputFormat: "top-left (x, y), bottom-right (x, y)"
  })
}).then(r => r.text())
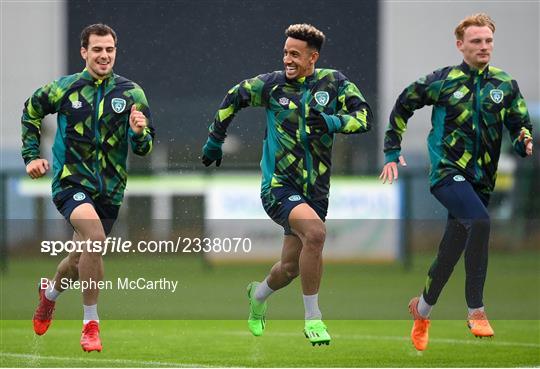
top-left (93, 81), bottom-right (104, 194)
top-left (472, 73), bottom-right (482, 182)
top-left (299, 84), bottom-right (312, 196)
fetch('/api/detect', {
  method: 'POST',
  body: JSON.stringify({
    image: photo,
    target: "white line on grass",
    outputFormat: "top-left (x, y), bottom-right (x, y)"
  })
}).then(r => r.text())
top-left (225, 331), bottom-right (540, 348)
top-left (5, 326), bottom-right (537, 349)
top-left (0, 352), bottom-right (227, 368)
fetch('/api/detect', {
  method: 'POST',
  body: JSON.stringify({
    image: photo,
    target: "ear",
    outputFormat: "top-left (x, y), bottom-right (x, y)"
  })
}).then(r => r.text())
top-left (310, 51), bottom-right (320, 65)
top-left (80, 47), bottom-right (87, 61)
top-left (456, 39), bottom-right (463, 52)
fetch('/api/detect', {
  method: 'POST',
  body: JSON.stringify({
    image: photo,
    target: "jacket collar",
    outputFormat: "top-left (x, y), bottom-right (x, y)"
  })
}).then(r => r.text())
top-left (81, 68), bottom-right (114, 85)
top-left (285, 69), bottom-right (317, 85)
top-left (459, 61), bottom-right (490, 79)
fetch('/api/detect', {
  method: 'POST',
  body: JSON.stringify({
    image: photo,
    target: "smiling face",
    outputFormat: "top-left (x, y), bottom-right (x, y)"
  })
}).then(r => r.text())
top-left (81, 34), bottom-right (116, 79)
top-left (457, 25), bottom-right (494, 70)
top-left (283, 37), bottom-right (319, 80)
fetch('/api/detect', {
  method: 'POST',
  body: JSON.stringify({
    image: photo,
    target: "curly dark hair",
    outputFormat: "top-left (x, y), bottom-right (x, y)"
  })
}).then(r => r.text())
top-left (285, 24), bottom-right (325, 51)
top-left (80, 23), bottom-right (117, 49)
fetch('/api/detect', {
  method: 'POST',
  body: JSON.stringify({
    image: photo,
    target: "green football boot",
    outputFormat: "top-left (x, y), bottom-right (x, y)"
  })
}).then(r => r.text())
top-left (304, 319), bottom-right (331, 346)
top-left (246, 281), bottom-right (267, 336)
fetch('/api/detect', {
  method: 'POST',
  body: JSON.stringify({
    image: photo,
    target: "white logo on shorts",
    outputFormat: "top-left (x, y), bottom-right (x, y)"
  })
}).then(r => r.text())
top-left (288, 195), bottom-right (302, 202)
top-left (71, 101), bottom-right (82, 109)
top-left (73, 192), bottom-right (86, 201)
top-left (453, 175), bottom-right (466, 182)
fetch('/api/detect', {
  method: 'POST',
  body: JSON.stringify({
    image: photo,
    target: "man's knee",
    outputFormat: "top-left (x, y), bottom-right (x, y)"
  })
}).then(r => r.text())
top-left (461, 209), bottom-right (490, 231)
top-left (68, 251), bottom-right (81, 264)
top-left (76, 229), bottom-right (105, 261)
top-left (303, 226), bottom-right (326, 251)
top-left (75, 227), bottom-right (106, 245)
top-left (282, 261), bottom-right (299, 280)
top-left (63, 252), bottom-right (81, 273)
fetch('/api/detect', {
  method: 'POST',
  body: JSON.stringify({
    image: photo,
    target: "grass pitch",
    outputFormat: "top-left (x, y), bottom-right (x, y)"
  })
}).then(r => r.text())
top-left (1, 320), bottom-right (539, 367)
top-left (1, 252), bottom-right (539, 367)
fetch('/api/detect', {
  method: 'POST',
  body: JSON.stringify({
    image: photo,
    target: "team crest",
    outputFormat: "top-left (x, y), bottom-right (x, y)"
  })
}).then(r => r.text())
top-left (314, 91), bottom-right (329, 106)
top-left (489, 89), bottom-right (503, 104)
top-left (279, 97), bottom-right (290, 106)
top-left (71, 101), bottom-right (82, 109)
top-left (111, 98), bottom-right (127, 113)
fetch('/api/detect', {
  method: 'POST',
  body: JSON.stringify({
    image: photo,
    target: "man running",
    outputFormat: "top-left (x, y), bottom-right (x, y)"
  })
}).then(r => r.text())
top-left (23, 23), bottom-right (155, 352)
top-left (202, 23), bottom-right (372, 346)
top-left (380, 13), bottom-right (533, 351)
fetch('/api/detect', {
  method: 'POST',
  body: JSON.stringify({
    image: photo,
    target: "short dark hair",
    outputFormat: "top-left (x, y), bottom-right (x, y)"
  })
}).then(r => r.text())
top-left (285, 24), bottom-right (325, 52)
top-left (80, 23), bottom-right (117, 49)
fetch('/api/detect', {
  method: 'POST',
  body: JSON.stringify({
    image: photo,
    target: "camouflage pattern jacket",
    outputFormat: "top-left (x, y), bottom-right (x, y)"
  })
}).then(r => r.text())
top-left (384, 61), bottom-right (532, 193)
top-left (209, 69), bottom-right (372, 200)
top-left (21, 69), bottom-right (154, 205)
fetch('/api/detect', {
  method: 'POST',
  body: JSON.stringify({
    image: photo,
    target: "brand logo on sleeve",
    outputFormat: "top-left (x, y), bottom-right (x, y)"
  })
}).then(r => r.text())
top-left (453, 91), bottom-right (465, 99)
top-left (453, 175), bottom-right (466, 182)
top-left (489, 89), bottom-right (503, 104)
top-left (111, 98), bottom-right (127, 113)
top-left (279, 97), bottom-right (290, 106)
top-left (73, 192), bottom-right (86, 201)
top-left (314, 91), bottom-right (329, 106)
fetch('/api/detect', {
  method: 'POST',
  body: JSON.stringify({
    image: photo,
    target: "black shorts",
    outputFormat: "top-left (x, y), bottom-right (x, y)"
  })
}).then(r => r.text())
top-left (261, 186), bottom-right (328, 235)
top-left (53, 187), bottom-right (120, 235)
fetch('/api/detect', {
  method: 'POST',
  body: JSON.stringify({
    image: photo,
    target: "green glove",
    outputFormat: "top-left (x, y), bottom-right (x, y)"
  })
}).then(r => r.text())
top-left (202, 136), bottom-right (223, 167)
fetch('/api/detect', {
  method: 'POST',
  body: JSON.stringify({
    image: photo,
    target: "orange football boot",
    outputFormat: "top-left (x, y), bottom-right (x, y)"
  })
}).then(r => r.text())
top-left (33, 281), bottom-right (56, 335)
top-left (408, 296), bottom-right (431, 351)
top-left (81, 320), bottom-right (102, 352)
top-left (467, 310), bottom-right (494, 338)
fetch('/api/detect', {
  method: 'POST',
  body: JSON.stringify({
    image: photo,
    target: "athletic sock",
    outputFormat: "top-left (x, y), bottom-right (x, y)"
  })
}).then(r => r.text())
top-left (417, 295), bottom-right (433, 318)
top-left (303, 293), bottom-right (322, 320)
top-left (254, 278), bottom-right (274, 302)
top-left (44, 285), bottom-right (61, 302)
top-left (468, 306), bottom-right (485, 315)
top-left (83, 304), bottom-right (99, 324)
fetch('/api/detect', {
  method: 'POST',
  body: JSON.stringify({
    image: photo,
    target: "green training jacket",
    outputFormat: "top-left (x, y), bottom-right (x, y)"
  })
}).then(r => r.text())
top-left (208, 68), bottom-right (372, 201)
top-left (384, 61), bottom-right (532, 193)
top-left (21, 69), bottom-right (154, 205)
